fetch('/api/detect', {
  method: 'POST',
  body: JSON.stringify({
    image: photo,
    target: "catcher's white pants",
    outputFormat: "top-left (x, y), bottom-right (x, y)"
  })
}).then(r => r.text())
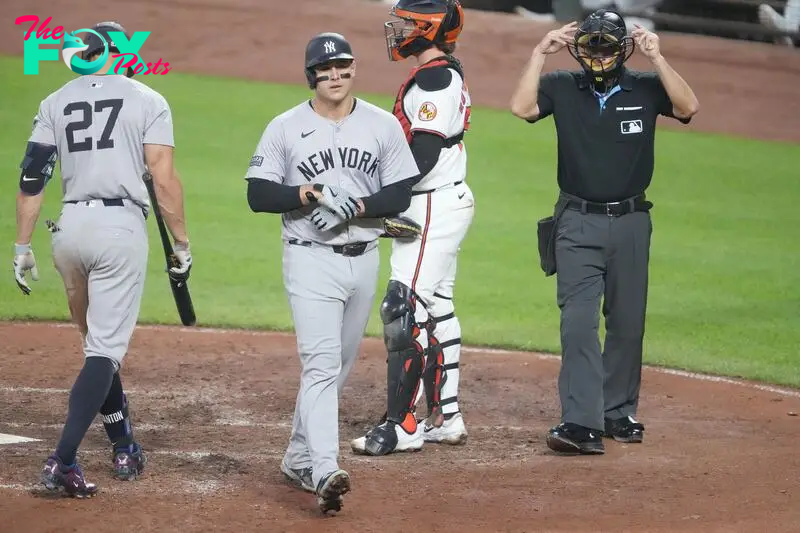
top-left (390, 181), bottom-right (475, 417)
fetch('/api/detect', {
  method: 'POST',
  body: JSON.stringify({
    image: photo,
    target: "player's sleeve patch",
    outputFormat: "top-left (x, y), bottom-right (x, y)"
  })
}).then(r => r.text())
top-left (417, 102), bottom-right (438, 122)
top-left (249, 155), bottom-right (264, 167)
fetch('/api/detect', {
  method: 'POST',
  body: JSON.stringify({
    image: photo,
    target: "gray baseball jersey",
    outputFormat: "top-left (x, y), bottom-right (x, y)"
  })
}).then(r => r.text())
top-left (29, 74), bottom-right (174, 211)
top-left (29, 73), bottom-right (173, 369)
top-left (245, 98), bottom-right (419, 245)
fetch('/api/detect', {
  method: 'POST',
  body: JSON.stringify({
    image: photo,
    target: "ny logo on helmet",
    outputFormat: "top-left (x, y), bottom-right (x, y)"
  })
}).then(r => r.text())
top-left (324, 41), bottom-right (336, 54)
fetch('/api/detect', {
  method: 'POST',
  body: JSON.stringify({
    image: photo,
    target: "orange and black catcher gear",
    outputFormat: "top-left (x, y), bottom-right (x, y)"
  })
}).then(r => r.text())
top-left (384, 0), bottom-right (465, 61)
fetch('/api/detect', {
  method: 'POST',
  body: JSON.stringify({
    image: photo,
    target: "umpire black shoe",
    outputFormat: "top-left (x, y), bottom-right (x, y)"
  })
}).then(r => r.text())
top-left (546, 422), bottom-right (605, 455)
top-left (604, 415), bottom-right (645, 443)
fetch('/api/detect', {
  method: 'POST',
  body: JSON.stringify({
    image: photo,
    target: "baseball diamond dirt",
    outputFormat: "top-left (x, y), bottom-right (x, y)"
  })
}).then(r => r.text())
top-left (1, 0), bottom-right (799, 532)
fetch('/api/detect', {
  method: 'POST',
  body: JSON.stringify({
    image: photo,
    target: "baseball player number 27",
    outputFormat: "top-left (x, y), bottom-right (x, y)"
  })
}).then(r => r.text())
top-left (63, 99), bottom-right (123, 153)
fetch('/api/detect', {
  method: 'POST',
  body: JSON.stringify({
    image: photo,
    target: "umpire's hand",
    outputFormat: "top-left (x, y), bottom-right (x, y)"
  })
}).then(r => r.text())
top-left (13, 243), bottom-right (39, 295)
top-left (535, 21), bottom-right (578, 55)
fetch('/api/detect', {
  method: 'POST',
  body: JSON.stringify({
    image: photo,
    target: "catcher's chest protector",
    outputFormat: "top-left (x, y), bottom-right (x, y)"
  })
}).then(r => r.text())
top-left (392, 57), bottom-right (465, 144)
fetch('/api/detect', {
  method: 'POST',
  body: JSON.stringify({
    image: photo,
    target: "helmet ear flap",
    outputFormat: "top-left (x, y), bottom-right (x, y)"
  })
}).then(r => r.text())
top-left (435, 0), bottom-right (458, 44)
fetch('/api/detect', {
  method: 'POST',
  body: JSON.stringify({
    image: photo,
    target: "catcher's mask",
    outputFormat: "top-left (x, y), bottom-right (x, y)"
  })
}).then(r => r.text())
top-left (82, 21), bottom-right (135, 78)
top-left (304, 32), bottom-right (355, 89)
top-left (383, 0), bottom-right (464, 61)
top-left (567, 9), bottom-right (634, 86)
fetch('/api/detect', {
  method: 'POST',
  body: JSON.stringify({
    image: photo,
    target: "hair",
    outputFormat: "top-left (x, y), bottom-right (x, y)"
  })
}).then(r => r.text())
top-left (440, 42), bottom-right (456, 54)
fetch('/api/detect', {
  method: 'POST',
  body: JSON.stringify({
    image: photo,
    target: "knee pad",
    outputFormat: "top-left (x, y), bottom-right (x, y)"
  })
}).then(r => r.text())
top-left (380, 280), bottom-right (417, 350)
top-left (381, 281), bottom-right (425, 427)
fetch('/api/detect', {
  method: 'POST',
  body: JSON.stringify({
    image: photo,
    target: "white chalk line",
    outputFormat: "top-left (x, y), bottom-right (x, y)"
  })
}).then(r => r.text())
top-left (0, 433), bottom-right (40, 445)
top-left (6, 321), bottom-right (800, 399)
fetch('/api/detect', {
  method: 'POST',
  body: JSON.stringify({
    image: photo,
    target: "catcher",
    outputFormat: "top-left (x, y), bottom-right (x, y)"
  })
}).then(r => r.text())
top-left (352, 0), bottom-right (475, 457)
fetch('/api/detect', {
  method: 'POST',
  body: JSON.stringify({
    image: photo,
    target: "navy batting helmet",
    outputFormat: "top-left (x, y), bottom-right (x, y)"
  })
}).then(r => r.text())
top-left (81, 21), bottom-right (135, 77)
top-left (567, 9), bottom-right (634, 85)
top-left (304, 32), bottom-right (355, 89)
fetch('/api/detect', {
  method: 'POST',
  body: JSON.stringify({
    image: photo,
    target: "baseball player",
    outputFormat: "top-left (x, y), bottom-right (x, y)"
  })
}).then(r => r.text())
top-left (244, 32), bottom-right (420, 514)
top-left (13, 21), bottom-right (192, 497)
top-left (350, 0), bottom-right (475, 457)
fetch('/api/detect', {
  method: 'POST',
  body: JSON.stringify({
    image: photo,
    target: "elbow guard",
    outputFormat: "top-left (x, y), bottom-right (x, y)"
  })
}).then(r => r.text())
top-left (19, 142), bottom-right (57, 195)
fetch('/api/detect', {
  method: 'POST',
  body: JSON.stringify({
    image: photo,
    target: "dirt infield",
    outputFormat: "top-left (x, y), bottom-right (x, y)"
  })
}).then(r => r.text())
top-left (2, 1), bottom-right (799, 531)
top-left (0, 322), bottom-right (798, 532)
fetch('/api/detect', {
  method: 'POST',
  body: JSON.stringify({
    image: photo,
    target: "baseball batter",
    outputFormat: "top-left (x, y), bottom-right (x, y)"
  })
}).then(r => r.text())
top-left (245, 32), bottom-right (419, 514)
top-left (12, 22), bottom-right (192, 498)
top-left (351, 0), bottom-right (475, 456)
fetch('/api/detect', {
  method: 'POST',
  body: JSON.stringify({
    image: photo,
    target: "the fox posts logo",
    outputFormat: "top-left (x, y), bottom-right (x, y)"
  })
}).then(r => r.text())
top-left (16, 16), bottom-right (171, 76)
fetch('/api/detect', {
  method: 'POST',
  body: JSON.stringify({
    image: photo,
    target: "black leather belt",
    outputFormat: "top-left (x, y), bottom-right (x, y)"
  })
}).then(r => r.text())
top-left (412, 180), bottom-right (463, 196)
top-left (561, 193), bottom-right (651, 217)
top-left (65, 198), bottom-right (148, 219)
top-left (287, 239), bottom-right (372, 257)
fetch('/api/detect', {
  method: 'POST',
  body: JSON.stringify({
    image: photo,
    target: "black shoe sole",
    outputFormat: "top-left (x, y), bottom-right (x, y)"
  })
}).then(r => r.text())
top-left (605, 433), bottom-right (644, 444)
top-left (546, 434), bottom-right (605, 455)
top-left (317, 471), bottom-right (351, 515)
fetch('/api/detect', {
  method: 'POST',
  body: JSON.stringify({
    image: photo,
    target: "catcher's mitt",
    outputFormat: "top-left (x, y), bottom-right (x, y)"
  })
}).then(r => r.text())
top-left (381, 216), bottom-right (421, 240)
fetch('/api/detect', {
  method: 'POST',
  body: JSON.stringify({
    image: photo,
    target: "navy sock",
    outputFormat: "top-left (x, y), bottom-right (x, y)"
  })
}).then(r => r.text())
top-left (55, 357), bottom-right (115, 468)
top-left (100, 372), bottom-right (134, 451)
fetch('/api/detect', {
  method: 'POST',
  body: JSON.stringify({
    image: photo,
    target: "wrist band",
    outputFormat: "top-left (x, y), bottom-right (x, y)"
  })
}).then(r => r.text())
top-left (14, 243), bottom-right (32, 255)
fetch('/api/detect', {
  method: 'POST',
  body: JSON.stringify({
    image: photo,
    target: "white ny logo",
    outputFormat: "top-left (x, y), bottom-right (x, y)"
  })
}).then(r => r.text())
top-left (324, 41), bottom-right (336, 54)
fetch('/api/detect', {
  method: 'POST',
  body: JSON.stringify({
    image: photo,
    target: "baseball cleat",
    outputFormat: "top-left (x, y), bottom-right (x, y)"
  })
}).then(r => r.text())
top-left (315, 469), bottom-right (351, 515)
top-left (603, 416), bottom-right (645, 443)
top-left (422, 412), bottom-right (468, 445)
top-left (40, 455), bottom-right (98, 498)
top-left (350, 421), bottom-right (424, 456)
top-left (280, 461), bottom-right (315, 493)
top-left (112, 442), bottom-right (147, 481)
top-left (546, 422), bottom-right (605, 455)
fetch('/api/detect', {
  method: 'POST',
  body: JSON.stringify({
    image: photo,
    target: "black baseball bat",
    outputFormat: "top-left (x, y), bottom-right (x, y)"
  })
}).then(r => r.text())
top-left (142, 171), bottom-right (197, 326)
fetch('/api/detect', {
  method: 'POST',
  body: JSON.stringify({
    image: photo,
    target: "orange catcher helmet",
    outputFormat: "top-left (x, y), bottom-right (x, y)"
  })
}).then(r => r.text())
top-left (383, 0), bottom-right (465, 61)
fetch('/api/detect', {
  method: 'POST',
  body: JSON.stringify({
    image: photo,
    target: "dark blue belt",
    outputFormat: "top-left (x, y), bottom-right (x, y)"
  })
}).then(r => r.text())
top-left (65, 198), bottom-right (148, 219)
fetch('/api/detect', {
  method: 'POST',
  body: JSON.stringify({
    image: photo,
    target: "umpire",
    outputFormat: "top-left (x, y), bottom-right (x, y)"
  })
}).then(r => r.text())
top-left (510, 9), bottom-right (699, 454)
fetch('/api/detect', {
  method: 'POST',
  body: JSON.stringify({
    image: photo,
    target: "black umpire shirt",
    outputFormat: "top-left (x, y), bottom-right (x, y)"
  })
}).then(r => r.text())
top-left (528, 67), bottom-right (691, 203)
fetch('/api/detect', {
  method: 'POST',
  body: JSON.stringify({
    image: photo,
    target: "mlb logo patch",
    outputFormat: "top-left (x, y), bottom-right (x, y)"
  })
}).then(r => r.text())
top-left (620, 120), bottom-right (643, 134)
top-left (249, 155), bottom-right (264, 167)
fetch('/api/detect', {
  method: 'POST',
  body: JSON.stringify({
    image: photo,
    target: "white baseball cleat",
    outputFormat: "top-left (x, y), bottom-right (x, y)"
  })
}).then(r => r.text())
top-left (350, 421), bottom-right (424, 456)
top-left (422, 412), bottom-right (468, 445)
top-left (758, 4), bottom-right (797, 47)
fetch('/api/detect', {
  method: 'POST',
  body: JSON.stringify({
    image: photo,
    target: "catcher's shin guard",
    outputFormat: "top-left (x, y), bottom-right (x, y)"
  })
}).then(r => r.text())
top-left (382, 281), bottom-right (426, 429)
top-left (362, 281), bottom-right (427, 456)
top-left (423, 308), bottom-right (462, 418)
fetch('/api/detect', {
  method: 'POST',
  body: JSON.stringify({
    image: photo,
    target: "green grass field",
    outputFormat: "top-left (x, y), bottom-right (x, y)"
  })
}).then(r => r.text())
top-left (1, 55), bottom-right (798, 387)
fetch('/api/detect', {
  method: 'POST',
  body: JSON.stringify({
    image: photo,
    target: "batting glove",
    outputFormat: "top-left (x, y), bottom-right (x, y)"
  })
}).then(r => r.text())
top-left (13, 243), bottom-right (39, 296)
top-left (311, 184), bottom-right (361, 221)
top-left (310, 206), bottom-right (347, 231)
top-left (169, 241), bottom-right (192, 281)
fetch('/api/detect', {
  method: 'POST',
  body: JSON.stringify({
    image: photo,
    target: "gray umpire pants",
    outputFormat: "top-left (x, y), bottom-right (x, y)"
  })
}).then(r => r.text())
top-left (553, 196), bottom-right (652, 432)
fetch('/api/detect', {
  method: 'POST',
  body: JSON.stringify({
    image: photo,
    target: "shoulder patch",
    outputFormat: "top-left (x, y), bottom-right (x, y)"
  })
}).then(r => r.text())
top-left (417, 102), bottom-right (438, 122)
top-left (250, 155), bottom-right (264, 167)
top-left (414, 67), bottom-right (453, 92)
